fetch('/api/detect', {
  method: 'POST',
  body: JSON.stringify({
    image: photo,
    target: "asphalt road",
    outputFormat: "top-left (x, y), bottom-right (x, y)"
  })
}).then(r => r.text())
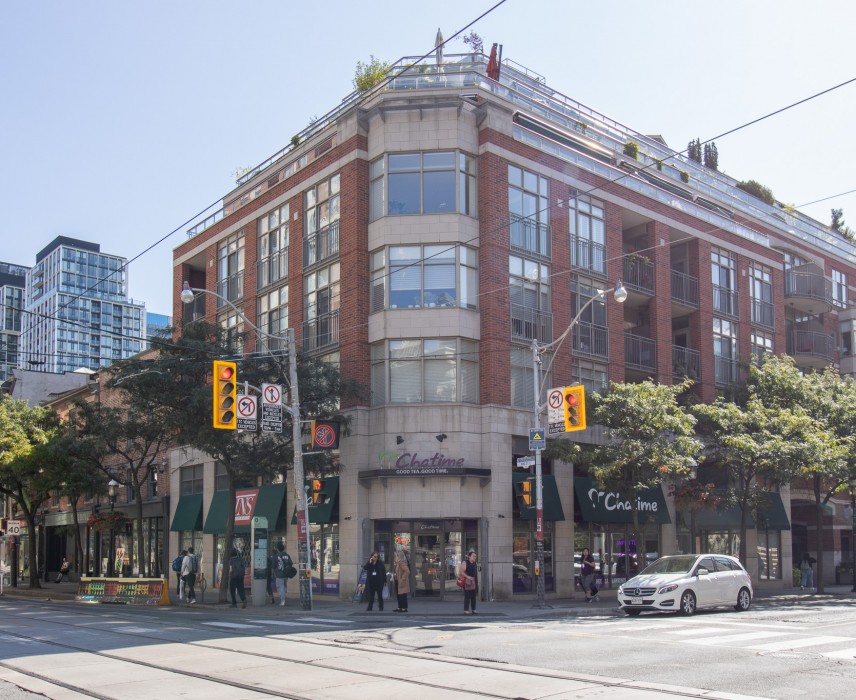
top-left (0, 593), bottom-right (853, 699)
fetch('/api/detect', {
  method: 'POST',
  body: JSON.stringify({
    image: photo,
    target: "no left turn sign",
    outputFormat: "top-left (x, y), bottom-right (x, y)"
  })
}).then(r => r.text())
top-left (237, 396), bottom-right (257, 418)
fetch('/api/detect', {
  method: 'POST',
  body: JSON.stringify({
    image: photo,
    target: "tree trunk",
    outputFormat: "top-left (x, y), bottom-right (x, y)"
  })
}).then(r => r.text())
top-left (70, 500), bottom-right (83, 576)
top-left (25, 511), bottom-right (41, 589)
top-left (135, 476), bottom-right (146, 577)
top-left (814, 475), bottom-right (824, 593)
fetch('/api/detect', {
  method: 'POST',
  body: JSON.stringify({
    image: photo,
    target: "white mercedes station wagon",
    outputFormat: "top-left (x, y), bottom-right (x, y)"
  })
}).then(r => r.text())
top-left (618, 554), bottom-right (753, 616)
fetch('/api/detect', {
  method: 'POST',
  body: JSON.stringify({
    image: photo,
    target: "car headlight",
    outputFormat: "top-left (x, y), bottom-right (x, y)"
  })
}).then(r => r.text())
top-left (617, 586), bottom-right (624, 596)
top-left (657, 583), bottom-right (678, 594)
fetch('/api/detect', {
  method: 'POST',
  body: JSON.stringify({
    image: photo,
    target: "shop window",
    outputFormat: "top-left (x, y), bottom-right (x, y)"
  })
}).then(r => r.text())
top-left (757, 530), bottom-right (782, 579)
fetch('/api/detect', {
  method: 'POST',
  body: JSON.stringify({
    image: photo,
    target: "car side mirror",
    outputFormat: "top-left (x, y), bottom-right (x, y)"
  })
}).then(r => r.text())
top-left (697, 568), bottom-right (709, 576)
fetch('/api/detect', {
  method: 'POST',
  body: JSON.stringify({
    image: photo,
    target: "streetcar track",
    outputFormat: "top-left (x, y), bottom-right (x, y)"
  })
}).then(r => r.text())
top-left (0, 602), bottom-right (731, 700)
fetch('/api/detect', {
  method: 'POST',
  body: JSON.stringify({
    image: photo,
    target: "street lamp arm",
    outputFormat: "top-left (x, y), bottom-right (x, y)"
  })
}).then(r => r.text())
top-left (181, 283), bottom-right (284, 344)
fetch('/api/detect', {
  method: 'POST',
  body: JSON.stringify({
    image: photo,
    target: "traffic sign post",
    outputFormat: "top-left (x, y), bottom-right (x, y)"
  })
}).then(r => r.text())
top-left (261, 383), bottom-right (283, 434)
top-left (6, 520), bottom-right (21, 537)
top-left (236, 395), bottom-right (258, 432)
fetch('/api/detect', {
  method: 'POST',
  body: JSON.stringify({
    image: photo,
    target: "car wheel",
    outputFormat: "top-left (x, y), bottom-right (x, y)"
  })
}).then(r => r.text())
top-left (734, 587), bottom-right (751, 612)
top-left (624, 609), bottom-right (642, 616)
top-left (679, 590), bottom-right (696, 615)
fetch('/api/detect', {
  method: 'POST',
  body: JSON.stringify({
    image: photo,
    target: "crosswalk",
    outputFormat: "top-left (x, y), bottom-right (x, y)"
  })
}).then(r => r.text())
top-left (564, 615), bottom-right (856, 662)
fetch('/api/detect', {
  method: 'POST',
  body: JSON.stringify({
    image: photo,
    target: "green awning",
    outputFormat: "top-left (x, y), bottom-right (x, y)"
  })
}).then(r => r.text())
top-left (202, 484), bottom-right (288, 534)
top-left (513, 473), bottom-right (565, 521)
top-left (696, 505), bottom-right (755, 530)
top-left (755, 492), bottom-right (790, 531)
top-left (574, 476), bottom-right (671, 524)
top-left (170, 494), bottom-right (203, 532)
top-left (291, 477), bottom-right (340, 525)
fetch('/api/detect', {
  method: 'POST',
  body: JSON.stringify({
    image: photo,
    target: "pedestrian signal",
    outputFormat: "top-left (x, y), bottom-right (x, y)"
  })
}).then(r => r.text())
top-left (213, 360), bottom-right (237, 429)
top-left (515, 478), bottom-right (533, 507)
top-left (564, 385), bottom-right (586, 432)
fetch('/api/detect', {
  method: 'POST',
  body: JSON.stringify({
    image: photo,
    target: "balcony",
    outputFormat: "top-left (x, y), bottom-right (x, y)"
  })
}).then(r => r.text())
top-left (216, 273), bottom-right (244, 308)
top-left (625, 333), bottom-right (656, 374)
top-left (751, 299), bottom-right (774, 329)
top-left (570, 237), bottom-right (606, 276)
top-left (302, 310), bottom-right (340, 353)
top-left (670, 270), bottom-right (699, 312)
top-left (672, 346), bottom-right (700, 381)
top-left (511, 304), bottom-right (553, 344)
top-left (784, 265), bottom-right (834, 315)
top-left (257, 250), bottom-right (288, 290)
top-left (622, 257), bottom-right (655, 305)
top-left (572, 322), bottom-right (609, 359)
top-left (787, 329), bottom-right (835, 369)
top-left (712, 285), bottom-right (739, 319)
top-left (510, 214), bottom-right (551, 259)
top-left (304, 221), bottom-right (340, 268)
top-left (714, 355), bottom-right (740, 387)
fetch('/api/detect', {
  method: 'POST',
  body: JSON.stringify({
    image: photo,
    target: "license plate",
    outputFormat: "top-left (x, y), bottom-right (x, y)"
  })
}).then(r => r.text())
top-left (630, 597), bottom-right (643, 605)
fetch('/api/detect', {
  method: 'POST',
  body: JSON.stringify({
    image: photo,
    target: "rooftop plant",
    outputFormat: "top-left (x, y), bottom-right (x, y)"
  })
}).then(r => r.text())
top-left (353, 55), bottom-right (391, 93)
top-left (736, 179), bottom-right (775, 206)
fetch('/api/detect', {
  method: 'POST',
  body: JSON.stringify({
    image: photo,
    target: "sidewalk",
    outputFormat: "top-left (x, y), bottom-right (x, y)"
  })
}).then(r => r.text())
top-left (2, 578), bottom-right (854, 618)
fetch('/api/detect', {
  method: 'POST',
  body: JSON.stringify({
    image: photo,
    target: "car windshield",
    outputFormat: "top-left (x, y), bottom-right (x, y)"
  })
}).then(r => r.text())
top-left (639, 555), bottom-right (698, 575)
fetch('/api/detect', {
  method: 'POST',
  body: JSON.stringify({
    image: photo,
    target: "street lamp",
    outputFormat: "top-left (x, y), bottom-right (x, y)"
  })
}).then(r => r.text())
top-left (107, 479), bottom-right (119, 577)
top-left (849, 477), bottom-right (856, 593)
top-left (531, 280), bottom-right (626, 608)
top-left (181, 283), bottom-right (313, 610)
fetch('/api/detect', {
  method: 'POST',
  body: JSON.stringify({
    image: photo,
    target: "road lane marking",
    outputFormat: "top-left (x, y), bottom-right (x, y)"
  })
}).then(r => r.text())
top-left (748, 635), bottom-right (851, 651)
top-left (687, 631), bottom-right (781, 645)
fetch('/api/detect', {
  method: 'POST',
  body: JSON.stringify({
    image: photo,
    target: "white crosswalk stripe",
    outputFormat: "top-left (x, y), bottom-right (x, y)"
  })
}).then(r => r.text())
top-left (748, 635), bottom-right (850, 651)
top-left (685, 631), bottom-right (782, 645)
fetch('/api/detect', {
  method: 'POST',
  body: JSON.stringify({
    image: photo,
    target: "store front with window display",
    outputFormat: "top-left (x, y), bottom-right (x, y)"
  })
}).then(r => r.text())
top-left (573, 476), bottom-right (670, 588)
top-left (512, 473), bottom-right (564, 593)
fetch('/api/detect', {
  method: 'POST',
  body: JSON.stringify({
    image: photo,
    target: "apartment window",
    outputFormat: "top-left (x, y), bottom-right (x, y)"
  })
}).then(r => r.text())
top-left (303, 262), bottom-right (340, 352)
top-left (218, 308), bottom-right (244, 355)
top-left (305, 175), bottom-right (340, 267)
top-left (508, 164), bottom-right (550, 258)
top-left (751, 329), bottom-right (774, 360)
top-left (714, 317), bottom-right (738, 385)
top-left (217, 232), bottom-right (244, 305)
top-left (749, 262), bottom-right (774, 328)
top-left (571, 358), bottom-right (608, 395)
top-left (569, 194), bottom-right (606, 275)
top-left (257, 286), bottom-right (288, 351)
top-left (371, 338), bottom-right (478, 405)
top-left (510, 255), bottom-right (551, 343)
top-left (257, 204), bottom-right (289, 289)
top-left (181, 465), bottom-right (203, 496)
top-left (833, 269), bottom-right (848, 308)
top-left (370, 245), bottom-right (478, 312)
top-left (215, 463), bottom-right (253, 492)
top-left (511, 346), bottom-right (552, 408)
top-left (711, 248), bottom-right (737, 317)
top-left (371, 151), bottom-right (476, 219)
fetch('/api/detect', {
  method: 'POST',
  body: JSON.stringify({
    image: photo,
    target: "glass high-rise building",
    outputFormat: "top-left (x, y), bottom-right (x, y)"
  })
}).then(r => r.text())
top-left (22, 236), bottom-right (146, 374)
top-left (0, 261), bottom-right (28, 382)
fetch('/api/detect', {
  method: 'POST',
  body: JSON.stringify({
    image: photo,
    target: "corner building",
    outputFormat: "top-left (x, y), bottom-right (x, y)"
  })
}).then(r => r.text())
top-left (172, 52), bottom-right (856, 599)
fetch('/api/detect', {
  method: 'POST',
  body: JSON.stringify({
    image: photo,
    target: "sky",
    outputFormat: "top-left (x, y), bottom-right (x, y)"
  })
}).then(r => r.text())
top-left (2, 1), bottom-right (856, 315)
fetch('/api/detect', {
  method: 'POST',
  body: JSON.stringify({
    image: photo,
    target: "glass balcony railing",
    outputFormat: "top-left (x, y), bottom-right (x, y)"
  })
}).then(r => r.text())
top-left (511, 303), bottom-right (553, 344)
top-left (671, 270), bottom-right (699, 308)
top-left (304, 221), bottom-right (340, 268)
top-left (751, 299), bottom-right (774, 328)
top-left (672, 346), bottom-right (700, 380)
top-left (181, 295), bottom-right (206, 323)
top-left (784, 270), bottom-right (833, 308)
top-left (572, 322), bottom-right (608, 358)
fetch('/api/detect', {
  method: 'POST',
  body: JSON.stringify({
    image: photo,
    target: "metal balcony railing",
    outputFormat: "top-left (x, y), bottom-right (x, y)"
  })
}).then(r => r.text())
top-left (511, 303), bottom-right (553, 344)
top-left (784, 269), bottom-right (833, 306)
top-left (786, 330), bottom-right (835, 361)
top-left (304, 221), bottom-right (340, 268)
top-left (216, 272), bottom-right (244, 308)
top-left (751, 299), bottom-right (774, 328)
top-left (712, 284), bottom-right (739, 318)
top-left (181, 295), bottom-right (206, 323)
top-left (510, 214), bottom-right (551, 259)
top-left (570, 237), bottom-right (606, 275)
top-left (714, 355), bottom-right (740, 386)
top-left (624, 333), bottom-right (656, 371)
top-left (256, 250), bottom-right (289, 290)
top-left (302, 310), bottom-right (340, 353)
top-left (672, 346), bottom-right (700, 380)
top-left (671, 270), bottom-right (699, 308)
top-left (572, 322), bottom-right (608, 358)
top-left (623, 258), bottom-right (655, 295)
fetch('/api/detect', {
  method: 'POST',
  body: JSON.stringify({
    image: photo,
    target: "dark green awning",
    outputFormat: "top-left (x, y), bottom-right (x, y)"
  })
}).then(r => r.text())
top-left (170, 494), bottom-right (203, 532)
top-left (574, 476), bottom-right (670, 524)
top-left (291, 477), bottom-right (340, 525)
top-left (755, 492), bottom-right (790, 531)
top-left (203, 484), bottom-right (288, 534)
top-left (696, 505), bottom-right (755, 530)
top-left (513, 473), bottom-right (565, 521)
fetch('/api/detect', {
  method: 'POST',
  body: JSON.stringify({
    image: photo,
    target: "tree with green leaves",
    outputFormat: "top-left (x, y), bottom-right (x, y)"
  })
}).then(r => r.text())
top-left (576, 380), bottom-right (703, 565)
top-left (831, 208), bottom-right (855, 241)
top-left (703, 141), bottom-right (719, 170)
top-left (353, 55), bottom-right (391, 93)
top-left (0, 395), bottom-right (63, 588)
top-left (105, 321), bottom-right (358, 600)
top-left (687, 138), bottom-right (702, 163)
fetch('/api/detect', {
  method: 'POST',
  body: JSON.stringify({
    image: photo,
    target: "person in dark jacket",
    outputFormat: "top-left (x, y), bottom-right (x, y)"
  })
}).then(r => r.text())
top-left (363, 551), bottom-right (386, 611)
top-left (580, 547), bottom-right (598, 602)
top-left (461, 550), bottom-right (479, 614)
top-left (228, 548), bottom-right (247, 609)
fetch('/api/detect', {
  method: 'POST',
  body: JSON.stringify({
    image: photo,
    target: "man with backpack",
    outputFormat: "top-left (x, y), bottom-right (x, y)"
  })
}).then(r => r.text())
top-left (228, 547), bottom-right (247, 608)
top-left (181, 546), bottom-right (198, 604)
top-left (273, 542), bottom-right (293, 606)
top-left (172, 550), bottom-right (186, 599)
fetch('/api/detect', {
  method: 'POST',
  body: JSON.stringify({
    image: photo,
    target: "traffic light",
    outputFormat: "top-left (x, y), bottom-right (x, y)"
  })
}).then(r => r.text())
top-left (564, 384), bottom-right (587, 432)
top-left (515, 478), bottom-right (533, 507)
top-left (212, 360), bottom-right (237, 429)
top-left (0, 518), bottom-right (5, 537)
top-left (310, 479), bottom-right (328, 506)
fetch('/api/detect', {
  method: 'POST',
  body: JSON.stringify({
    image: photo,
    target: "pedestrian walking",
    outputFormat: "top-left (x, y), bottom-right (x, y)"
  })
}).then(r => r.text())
top-left (363, 551), bottom-right (386, 611)
top-left (598, 549), bottom-right (607, 587)
top-left (273, 542), bottom-right (293, 606)
top-left (799, 552), bottom-right (816, 591)
top-left (461, 550), bottom-right (479, 614)
top-left (394, 551), bottom-right (410, 612)
top-left (580, 547), bottom-right (599, 602)
top-left (55, 557), bottom-right (72, 583)
top-left (173, 550), bottom-right (186, 599)
top-left (181, 546), bottom-right (198, 604)
top-left (228, 548), bottom-right (247, 608)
